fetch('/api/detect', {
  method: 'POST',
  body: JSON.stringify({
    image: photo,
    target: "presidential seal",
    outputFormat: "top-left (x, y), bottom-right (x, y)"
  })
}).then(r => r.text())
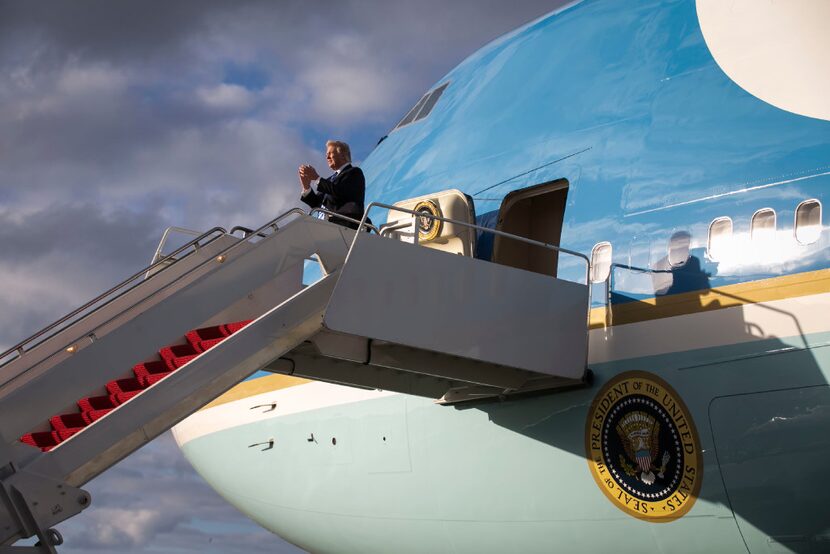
top-left (413, 200), bottom-right (442, 241)
top-left (585, 371), bottom-right (702, 521)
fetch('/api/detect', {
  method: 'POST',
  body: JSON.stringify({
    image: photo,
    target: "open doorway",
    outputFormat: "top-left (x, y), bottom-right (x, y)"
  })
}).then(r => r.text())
top-left (492, 179), bottom-right (569, 277)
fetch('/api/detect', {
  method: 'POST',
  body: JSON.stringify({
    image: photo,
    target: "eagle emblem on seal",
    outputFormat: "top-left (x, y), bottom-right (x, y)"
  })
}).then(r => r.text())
top-left (616, 411), bottom-right (670, 485)
top-left (413, 200), bottom-right (442, 241)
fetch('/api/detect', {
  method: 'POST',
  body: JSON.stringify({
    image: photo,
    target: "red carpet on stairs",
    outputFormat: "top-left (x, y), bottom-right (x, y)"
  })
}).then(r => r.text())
top-left (19, 320), bottom-right (252, 452)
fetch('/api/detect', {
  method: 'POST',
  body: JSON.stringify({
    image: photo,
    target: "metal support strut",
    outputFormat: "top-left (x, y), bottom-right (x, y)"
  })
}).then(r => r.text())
top-left (0, 451), bottom-right (89, 553)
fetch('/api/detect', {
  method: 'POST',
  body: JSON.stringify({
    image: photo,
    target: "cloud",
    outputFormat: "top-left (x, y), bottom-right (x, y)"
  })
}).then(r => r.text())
top-left (72, 509), bottom-right (169, 548)
top-left (290, 32), bottom-right (410, 125)
top-left (197, 83), bottom-right (256, 111)
top-left (56, 64), bottom-right (129, 96)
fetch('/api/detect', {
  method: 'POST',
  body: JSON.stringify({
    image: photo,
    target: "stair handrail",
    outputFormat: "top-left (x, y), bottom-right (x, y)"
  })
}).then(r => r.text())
top-left (229, 226), bottom-right (260, 238)
top-left (0, 208), bottom-right (307, 372)
top-left (148, 226), bottom-right (206, 266)
top-left (308, 208), bottom-right (380, 234)
top-left (0, 226), bottom-right (226, 368)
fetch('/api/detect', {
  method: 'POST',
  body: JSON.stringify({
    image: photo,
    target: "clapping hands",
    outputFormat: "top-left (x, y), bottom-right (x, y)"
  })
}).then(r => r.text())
top-left (298, 164), bottom-right (320, 191)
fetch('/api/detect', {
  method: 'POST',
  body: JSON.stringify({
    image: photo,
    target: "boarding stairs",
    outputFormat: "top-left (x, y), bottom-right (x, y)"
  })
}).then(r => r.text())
top-left (0, 204), bottom-right (590, 551)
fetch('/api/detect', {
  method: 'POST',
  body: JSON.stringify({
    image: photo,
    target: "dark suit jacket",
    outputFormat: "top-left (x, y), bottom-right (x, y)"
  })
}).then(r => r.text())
top-left (300, 164), bottom-right (366, 229)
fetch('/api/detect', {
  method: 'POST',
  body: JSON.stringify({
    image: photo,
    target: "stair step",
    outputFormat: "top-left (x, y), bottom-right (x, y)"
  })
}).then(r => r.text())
top-left (20, 431), bottom-right (59, 451)
top-left (133, 360), bottom-right (174, 386)
top-left (222, 320), bottom-right (252, 335)
top-left (110, 390), bottom-right (141, 405)
top-left (186, 325), bottom-right (228, 351)
top-left (132, 360), bottom-right (169, 381)
top-left (141, 371), bottom-right (173, 387)
top-left (159, 344), bottom-right (199, 370)
top-left (78, 395), bottom-right (117, 412)
top-left (81, 408), bottom-right (113, 425)
top-left (105, 378), bottom-right (144, 396)
top-left (50, 413), bottom-right (87, 431)
top-left (194, 336), bottom-right (226, 353)
top-left (54, 427), bottom-right (84, 441)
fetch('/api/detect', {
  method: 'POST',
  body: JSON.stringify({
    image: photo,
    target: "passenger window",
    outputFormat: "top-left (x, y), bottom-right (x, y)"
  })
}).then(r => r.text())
top-left (590, 242), bottom-right (612, 283)
top-left (707, 217), bottom-right (733, 261)
top-left (667, 230), bottom-right (691, 267)
top-left (751, 208), bottom-right (776, 241)
top-left (795, 199), bottom-right (822, 244)
top-left (628, 235), bottom-right (651, 271)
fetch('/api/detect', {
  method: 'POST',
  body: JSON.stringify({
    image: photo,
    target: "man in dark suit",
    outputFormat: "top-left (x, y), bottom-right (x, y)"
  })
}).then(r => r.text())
top-left (299, 140), bottom-right (366, 230)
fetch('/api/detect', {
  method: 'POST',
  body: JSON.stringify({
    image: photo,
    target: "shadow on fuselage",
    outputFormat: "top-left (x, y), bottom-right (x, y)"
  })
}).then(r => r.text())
top-left (464, 253), bottom-right (829, 553)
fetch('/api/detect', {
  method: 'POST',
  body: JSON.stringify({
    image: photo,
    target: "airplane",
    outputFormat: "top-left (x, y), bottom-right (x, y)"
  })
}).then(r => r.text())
top-left (1, 0), bottom-right (828, 552)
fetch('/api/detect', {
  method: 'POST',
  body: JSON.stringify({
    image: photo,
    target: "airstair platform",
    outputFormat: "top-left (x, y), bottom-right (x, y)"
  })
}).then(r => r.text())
top-left (0, 205), bottom-right (590, 551)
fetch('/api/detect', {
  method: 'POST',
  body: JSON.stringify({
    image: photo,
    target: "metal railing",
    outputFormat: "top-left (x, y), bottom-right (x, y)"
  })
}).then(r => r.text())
top-left (354, 201), bottom-right (591, 276)
top-left (148, 227), bottom-right (205, 266)
top-left (309, 208), bottom-right (380, 234)
top-left (0, 226), bottom-right (224, 369)
top-left (0, 208), bottom-right (306, 381)
top-left (312, 204), bottom-right (589, 279)
top-left (229, 226), bottom-right (273, 240)
top-left (379, 220), bottom-right (414, 237)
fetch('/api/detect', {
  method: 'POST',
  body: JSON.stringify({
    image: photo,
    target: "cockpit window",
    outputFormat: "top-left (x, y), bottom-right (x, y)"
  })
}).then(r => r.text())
top-left (395, 93), bottom-right (430, 129)
top-left (393, 82), bottom-right (449, 131)
top-left (414, 82), bottom-right (448, 122)
top-left (795, 199), bottom-right (822, 244)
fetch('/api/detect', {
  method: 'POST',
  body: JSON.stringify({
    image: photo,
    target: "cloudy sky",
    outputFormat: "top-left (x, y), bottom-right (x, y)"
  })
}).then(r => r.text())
top-left (0, 1), bottom-right (562, 552)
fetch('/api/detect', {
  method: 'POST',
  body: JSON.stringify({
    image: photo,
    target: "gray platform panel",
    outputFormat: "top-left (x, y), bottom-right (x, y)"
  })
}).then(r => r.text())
top-left (324, 234), bottom-right (588, 378)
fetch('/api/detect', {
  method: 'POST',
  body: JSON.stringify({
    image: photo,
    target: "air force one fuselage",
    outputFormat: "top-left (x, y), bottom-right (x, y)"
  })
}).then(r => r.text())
top-left (170, 1), bottom-right (830, 552)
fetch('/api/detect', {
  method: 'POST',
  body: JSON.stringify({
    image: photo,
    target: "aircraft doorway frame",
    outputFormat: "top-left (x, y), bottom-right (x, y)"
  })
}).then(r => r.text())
top-left (492, 178), bottom-right (569, 277)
